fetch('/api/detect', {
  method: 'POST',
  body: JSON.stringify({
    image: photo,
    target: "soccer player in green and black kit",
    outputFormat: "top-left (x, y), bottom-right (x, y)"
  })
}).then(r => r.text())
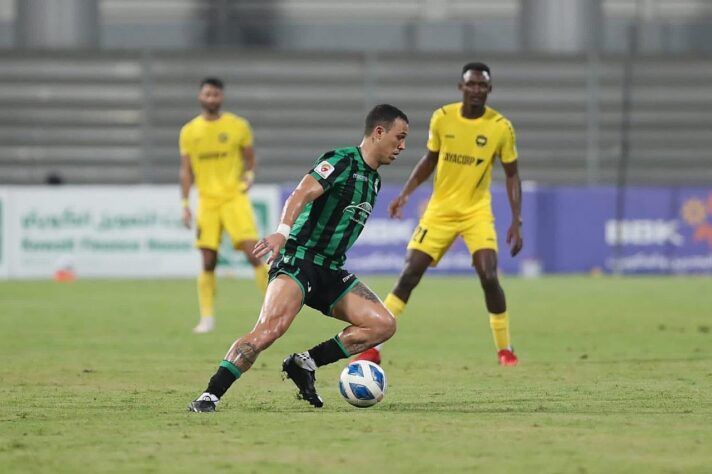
top-left (189, 104), bottom-right (409, 412)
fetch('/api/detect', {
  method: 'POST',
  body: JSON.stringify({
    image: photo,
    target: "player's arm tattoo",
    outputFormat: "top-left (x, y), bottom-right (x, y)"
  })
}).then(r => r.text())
top-left (225, 341), bottom-right (258, 370)
top-left (351, 282), bottom-right (380, 303)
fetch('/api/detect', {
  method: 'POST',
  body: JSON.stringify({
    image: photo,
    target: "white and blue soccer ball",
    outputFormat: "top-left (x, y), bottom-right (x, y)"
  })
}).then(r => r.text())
top-left (338, 360), bottom-right (387, 408)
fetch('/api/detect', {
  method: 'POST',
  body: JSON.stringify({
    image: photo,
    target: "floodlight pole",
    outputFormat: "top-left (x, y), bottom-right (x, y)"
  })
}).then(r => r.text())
top-left (613, 22), bottom-right (639, 275)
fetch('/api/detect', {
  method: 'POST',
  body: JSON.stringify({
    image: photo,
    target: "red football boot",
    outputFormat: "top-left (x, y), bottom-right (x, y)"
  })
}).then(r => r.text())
top-left (498, 349), bottom-right (518, 366)
top-left (352, 347), bottom-right (381, 365)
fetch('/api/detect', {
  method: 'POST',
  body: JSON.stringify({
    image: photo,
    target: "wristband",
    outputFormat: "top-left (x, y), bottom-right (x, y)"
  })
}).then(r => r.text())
top-left (276, 223), bottom-right (291, 239)
top-left (181, 198), bottom-right (189, 208)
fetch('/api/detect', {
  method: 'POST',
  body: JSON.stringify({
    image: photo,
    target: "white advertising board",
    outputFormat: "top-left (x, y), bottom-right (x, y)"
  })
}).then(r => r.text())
top-left (0, 189), bottom-right (9, 278)
top-left (0, 185), bottom-right (280, 279)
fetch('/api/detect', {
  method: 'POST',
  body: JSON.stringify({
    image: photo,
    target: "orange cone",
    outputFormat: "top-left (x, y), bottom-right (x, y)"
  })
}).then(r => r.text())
top-left (54, 268), bottom-right (76, 282)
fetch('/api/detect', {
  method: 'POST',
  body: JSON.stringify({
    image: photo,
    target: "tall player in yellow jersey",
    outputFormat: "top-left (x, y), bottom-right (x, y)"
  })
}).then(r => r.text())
top-left (355, 62), bottom-right (523, 365)
top-left (180, 78), bottom-right (269, 334)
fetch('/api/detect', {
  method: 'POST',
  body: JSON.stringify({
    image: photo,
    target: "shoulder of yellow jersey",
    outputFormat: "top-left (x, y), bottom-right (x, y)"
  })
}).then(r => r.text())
top-left (181, 114), bottom-right (200, 126)
top-left (220, 111), bottom-right (251, 128)
top-left (484, 106), bottom-right (515, 129)
top-left (180, 114), bottom-right (203, 135)
top-left (432, 102), bottom-right (461, 120)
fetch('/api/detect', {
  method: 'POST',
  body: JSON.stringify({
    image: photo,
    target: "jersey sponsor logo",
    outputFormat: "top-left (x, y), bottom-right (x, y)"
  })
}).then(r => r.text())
top-left (373, 177), bottom-right (380, 194)
top-left (342, 273), bottom-right (354, 282)
top-left (198, 151), bottom-right (229, 160)
top-left (343, 202), bottom-right (373, 226)
top-left (315, 161), bottom-right (335, 179)
top-left (307, 281), bottom-right (312, 293)
top-left (445, 134), bottom-right (456, 139)
top-left (476, 135), bottom-right (488, 147)
top-left (218, 132), bottom-right (229, 143)
top-left (443, 153), bottom-right (481, 166)
top-left (352, 173), bottom-right (368, 182)
top-left (283, 255), bottom-right (291, 264)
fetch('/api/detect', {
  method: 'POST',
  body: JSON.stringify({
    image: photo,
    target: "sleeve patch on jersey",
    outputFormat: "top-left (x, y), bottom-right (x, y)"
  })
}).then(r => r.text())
top-left (314, 161), bottom-right (335, 179)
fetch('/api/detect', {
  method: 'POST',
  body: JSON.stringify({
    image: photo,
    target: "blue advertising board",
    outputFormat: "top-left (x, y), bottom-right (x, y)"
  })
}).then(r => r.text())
top-left (280, 184), bottom-right (712, 275)
top-left (540, 186), bottom-right (712, 274)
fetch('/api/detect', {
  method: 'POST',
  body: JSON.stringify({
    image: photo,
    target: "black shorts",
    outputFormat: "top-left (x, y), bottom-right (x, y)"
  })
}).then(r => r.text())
top-left (268, 253), bottom-right (360, 316)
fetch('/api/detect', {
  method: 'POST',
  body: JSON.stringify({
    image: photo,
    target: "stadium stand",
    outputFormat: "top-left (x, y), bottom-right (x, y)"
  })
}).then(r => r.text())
top-left (0, 50), bottom-right (710, 186)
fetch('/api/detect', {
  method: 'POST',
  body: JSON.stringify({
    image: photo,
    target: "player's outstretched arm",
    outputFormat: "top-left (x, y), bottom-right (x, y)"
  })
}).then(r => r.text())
top-left (389, 150), bottom-right (439, 219)
top-left (502, 160), bottom-right (523, 257)
top-left (253, 174), bottom-right (325, 263)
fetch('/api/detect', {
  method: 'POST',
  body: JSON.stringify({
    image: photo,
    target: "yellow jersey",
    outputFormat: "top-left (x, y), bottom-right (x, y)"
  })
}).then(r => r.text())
top-left (425, 103), bottom-right (517, 219)
top-left (179, 112), bottom-right (253, 199)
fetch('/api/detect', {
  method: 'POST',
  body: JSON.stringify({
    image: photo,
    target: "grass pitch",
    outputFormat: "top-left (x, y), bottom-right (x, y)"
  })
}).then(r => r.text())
top-left (1, 275), bottom-right (711, 473)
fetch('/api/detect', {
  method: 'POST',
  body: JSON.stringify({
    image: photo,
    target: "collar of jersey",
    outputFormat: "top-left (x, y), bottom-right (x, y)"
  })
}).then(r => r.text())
top-left (356, 146), bottom-right (377, 171)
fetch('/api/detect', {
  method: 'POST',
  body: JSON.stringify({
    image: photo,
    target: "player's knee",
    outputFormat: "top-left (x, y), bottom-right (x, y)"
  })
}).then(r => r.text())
top-left (479, 271), bottom-right (499, 292)
top-left (254, 309), bottom-right (292, 344)
top-left (252, 321), bottom-right (287, 350)
top-left (375, 314), bottom-right (396, 343)
top-left (382, 315), bottom-right (397, 341)
top-left (257, 329), bottom-right (282, 349)
top-left (202, 254), bottom-right (218, 271)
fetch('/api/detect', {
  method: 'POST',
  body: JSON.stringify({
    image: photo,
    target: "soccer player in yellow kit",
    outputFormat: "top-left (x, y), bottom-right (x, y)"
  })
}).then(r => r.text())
top-left (179, 77), bottom-right (269, 334)
top-left (355, 62), bottom-right (523, 365)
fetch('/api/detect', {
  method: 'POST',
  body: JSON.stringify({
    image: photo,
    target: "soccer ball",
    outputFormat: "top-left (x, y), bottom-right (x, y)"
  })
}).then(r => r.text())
top-left (338, 360), bottom-right (387, 408)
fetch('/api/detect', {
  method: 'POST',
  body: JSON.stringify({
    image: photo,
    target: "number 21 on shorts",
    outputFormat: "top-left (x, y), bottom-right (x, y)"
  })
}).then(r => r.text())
top-left (411, 225), bottom-right (428, 244)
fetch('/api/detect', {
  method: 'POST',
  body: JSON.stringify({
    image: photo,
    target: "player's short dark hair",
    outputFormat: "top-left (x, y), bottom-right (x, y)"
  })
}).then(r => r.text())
top-left (200, 77), bottom-right (224, 90)
top-left (364, 104), bottom-right (409, 135)
top-left (461, 62), bottom-right (491, 79)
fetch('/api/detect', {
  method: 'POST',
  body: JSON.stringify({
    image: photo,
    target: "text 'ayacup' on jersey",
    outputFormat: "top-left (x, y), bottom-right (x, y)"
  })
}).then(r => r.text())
top-left (286, 146), bottom-right (381, 269)
top-left (426, 103), bottom-right (517, 218)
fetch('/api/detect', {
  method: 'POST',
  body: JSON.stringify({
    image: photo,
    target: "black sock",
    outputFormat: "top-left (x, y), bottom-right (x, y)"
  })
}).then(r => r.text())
top-left (205, 362), bottom-right (240, 399)
top-left (308, 336), bottom-right (350, 367)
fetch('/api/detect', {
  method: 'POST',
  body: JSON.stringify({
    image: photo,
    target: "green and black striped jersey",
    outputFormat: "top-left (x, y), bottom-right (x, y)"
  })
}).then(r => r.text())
top-left (284, 146), bottom-right (381, 269)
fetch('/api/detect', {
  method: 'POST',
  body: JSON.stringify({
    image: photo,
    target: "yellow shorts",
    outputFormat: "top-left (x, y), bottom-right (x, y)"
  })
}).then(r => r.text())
top-left (196, 192), bottom-right (259, 250)
top-left (407, 211), bottom-right (497, 265)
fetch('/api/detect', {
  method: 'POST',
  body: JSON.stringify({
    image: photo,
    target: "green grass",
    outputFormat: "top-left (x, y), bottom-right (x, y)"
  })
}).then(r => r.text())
top-left (1, 276), bottom-right (711, 473)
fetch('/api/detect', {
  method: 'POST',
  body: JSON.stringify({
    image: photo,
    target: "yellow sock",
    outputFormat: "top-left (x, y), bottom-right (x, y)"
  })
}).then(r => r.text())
top-left (254, 263), bottom-right (269, 295)
top-left (384, 293), bottom-right (406, 319)
top-left (197, 271), bottom-right (216, 318)
top-left (489, 311), bottom-right (511, 351)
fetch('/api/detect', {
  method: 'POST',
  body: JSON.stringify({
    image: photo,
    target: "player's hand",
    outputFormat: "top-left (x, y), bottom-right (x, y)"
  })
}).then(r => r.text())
top-left (388, 194), bottom-right (409, 219)
top-left (182, 206), bottom-right (192, 229)
top-left (506, 221), bottom-right (523, 257)
top-left (253, 233), bottom-right (286, 264)
top-left (240, 170), bottom-right (255, 192)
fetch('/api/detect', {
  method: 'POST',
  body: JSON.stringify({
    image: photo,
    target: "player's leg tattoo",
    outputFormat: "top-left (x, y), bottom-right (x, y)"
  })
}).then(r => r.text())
top-left (347, 342), bottom-right (371, 355)
top-left (225, 340), bottom-right (259, 372)
top-left (351, 282), bottom-right (380, 303)
top-left (333, 280), bottom-right (397, 356)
